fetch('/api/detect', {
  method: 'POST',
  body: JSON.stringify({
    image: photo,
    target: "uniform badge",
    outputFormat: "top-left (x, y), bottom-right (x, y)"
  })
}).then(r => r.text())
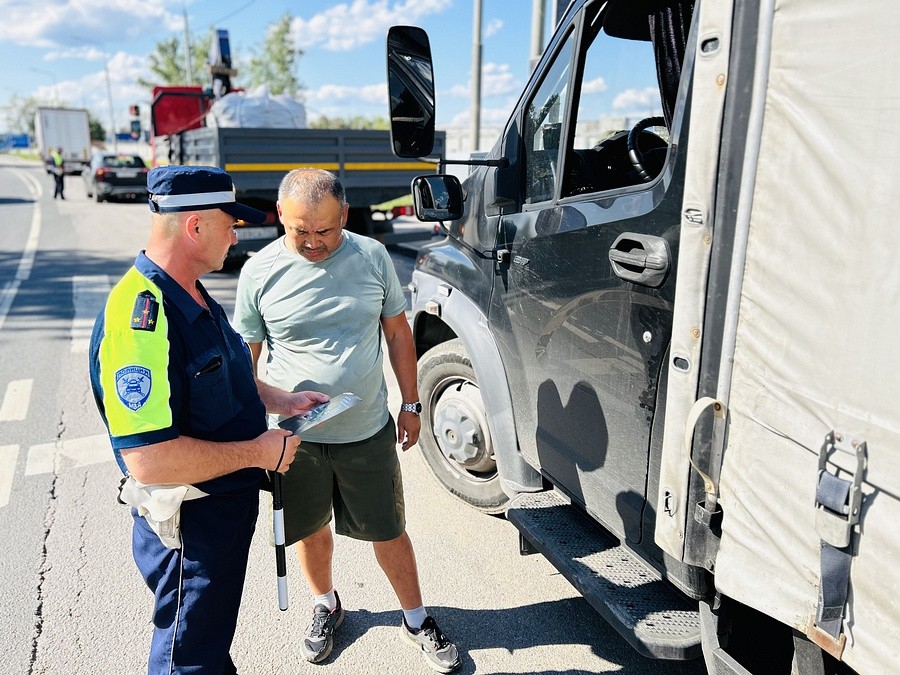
top-left (131, 291), bottom-right (159, 331)
top-left (115, 366), bottom-right (152, 411)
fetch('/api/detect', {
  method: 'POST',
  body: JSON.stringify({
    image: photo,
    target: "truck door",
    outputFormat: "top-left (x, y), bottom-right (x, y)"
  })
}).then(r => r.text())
top-left (489, 0), bottom-right (690, 543)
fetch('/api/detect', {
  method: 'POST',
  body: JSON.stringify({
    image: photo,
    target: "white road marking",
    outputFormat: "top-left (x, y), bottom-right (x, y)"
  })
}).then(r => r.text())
top-left (0, 379), bottom-right (33, 421)
top-left (0, 445), bottom-right (19, 508)
top-left (0, 167), bottom-right (43, 332)
top-left (71, 275), bottom-right (111, 353)
top-left (25, 434), bottom-right (113, 476)
top-left (24, 443), bottom-right (55, 476)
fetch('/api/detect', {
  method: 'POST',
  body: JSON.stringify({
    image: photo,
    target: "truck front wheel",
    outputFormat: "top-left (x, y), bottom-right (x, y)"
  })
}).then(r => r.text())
top-left (417, 339), bottom-right (508, 514)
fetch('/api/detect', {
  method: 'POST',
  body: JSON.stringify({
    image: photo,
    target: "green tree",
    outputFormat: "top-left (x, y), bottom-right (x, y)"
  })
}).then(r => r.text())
top-left (245, 12), bottom-right (303, 96)
top-left (88, 115), bottom-right (105, 142)
top-left (308, 115), bottom-right (390, 130)
top-left (1, 94), bottom-right (59, 136)
top-left (138, 30), bottom-right (213, 89)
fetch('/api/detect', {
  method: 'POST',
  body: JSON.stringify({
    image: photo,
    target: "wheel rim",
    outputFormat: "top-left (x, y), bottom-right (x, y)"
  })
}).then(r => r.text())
top-left (429, 376), bottom-right (496, 480)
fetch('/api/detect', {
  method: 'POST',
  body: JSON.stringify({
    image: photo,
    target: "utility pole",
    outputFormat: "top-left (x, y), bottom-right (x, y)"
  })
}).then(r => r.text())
top-left (183, 1), bottom-right (194, 83)
top-left (69, 36), bottom-right (117, 151)
top-left (104, 57), bottom-right (117, 151)
top-left (530, 0), bottom-right (545, 72)
top-left (470, 0), bottom-right (483, 152)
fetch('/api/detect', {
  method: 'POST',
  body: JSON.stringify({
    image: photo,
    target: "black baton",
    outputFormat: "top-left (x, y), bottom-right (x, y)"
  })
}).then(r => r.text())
top-left (273, 438), bottom-right (289, 610)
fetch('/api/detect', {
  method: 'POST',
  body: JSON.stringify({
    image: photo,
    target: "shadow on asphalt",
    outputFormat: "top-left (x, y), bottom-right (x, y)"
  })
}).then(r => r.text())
top-left (321, 599), bottom-right (706, 675)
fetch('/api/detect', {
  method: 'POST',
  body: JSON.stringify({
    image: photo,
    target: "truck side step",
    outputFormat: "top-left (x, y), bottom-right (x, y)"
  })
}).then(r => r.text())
top-left (506, 490), bottom-right (701, 660)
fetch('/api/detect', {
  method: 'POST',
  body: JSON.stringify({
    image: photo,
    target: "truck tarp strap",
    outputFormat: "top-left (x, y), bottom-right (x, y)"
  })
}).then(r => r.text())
top-left (816, 539), bottom-right (852, 639)
top-left (815, 468), bottom-right (853, 639)
top-left (812, 431), bottom-right (866, 647)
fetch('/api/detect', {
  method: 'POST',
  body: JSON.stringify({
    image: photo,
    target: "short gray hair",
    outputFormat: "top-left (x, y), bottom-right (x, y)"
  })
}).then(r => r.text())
top-left (278, 168), bottom-right (346, 207)
top-left (151, 210), bottom-right (186, 234)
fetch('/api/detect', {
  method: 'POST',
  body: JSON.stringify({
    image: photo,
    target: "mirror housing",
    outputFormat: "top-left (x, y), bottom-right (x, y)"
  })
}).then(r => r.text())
top-left (412, 175), bottom-right (464, 222)
top-left (386, 26), bottom-right (437, 158)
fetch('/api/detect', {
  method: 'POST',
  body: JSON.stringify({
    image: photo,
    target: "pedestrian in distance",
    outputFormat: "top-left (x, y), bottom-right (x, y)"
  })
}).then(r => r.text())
top-left (232, 168), bottom-right (461, 673)
top-left (49, 146), bottom-right (65, 199)
top-left (88, 165), bottom-right (329, 674)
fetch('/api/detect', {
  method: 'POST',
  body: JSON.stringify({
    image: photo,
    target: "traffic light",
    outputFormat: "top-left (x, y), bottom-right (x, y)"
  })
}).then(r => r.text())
top-left (129, 104), bottom-right (140, 117)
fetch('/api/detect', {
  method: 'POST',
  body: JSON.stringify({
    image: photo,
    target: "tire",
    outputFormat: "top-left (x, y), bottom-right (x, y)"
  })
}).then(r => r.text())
top-left (95, 190), bottom-right (103, 203)
top-left (417, 339), bottom-right (509, 514)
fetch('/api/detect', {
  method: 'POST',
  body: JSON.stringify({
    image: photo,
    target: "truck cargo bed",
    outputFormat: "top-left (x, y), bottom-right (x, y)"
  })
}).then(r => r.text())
top-left (170, 127), bottom-right (442, 206)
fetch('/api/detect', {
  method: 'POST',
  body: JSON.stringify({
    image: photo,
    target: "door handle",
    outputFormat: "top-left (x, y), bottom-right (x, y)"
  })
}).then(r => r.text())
top-left (608, 249), bottom-right (667, 270)
top-left (608, 233), bottom-right (671, 287)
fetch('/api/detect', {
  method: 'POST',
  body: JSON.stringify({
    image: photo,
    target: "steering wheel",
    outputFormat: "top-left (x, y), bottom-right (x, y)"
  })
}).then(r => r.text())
top-left (626, 116), bottom-right (667, 182)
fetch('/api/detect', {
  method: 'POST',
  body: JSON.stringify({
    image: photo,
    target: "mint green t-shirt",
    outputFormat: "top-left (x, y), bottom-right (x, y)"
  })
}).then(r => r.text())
top-left (233, 231), bottom-right (407, 443)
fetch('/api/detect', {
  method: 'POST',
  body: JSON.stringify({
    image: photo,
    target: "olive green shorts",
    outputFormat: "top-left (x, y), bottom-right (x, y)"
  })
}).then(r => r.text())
top-left (280, 418), bottom-right (406, 545)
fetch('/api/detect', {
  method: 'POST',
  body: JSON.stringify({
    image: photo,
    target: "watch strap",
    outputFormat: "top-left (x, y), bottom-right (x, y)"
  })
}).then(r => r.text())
top-left (400, 401), bottom-right (421, 414)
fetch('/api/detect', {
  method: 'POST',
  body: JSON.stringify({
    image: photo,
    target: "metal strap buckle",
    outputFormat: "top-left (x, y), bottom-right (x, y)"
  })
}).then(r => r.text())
top-left (815, 430), bottom-right (866, 549)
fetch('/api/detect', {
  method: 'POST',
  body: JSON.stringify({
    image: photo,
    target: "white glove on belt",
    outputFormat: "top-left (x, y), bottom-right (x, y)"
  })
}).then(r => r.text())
top-left (118, 476), bottom-right (208, 549)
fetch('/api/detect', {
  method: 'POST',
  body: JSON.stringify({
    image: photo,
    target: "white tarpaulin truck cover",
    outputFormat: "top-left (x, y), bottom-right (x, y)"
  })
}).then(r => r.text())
top-left (712, 1), bottom-right (900, 672)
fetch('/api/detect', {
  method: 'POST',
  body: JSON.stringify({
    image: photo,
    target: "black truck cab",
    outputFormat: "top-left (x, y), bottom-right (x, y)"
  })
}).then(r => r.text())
top-left (389, 0), bottom-right (706, 662)
top-left (386, 0), bottom-right (896, 672)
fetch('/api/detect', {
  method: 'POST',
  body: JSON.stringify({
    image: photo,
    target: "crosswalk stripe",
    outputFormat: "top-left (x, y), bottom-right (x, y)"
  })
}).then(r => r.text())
top-left (25, 434), bottom-right (113, 476)
top-left (0, 379), bottom-right (32, 421)
top-left (0, 445), bottom-right (19, 508)
top-left (24, 443), bottom-right (54, 476)
top-left (71, 275), bottom-right (111, 353)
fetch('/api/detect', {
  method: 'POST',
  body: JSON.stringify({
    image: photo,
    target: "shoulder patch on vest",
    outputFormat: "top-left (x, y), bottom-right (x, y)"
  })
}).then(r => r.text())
top-left (115, 365), bottom-right (152, 410)
top-left (131, 290), bottom-right (159, 331)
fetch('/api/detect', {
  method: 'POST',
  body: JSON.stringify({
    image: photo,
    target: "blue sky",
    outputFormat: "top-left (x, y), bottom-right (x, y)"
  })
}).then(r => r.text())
top-left (0, 0), bottom-right (563, 134)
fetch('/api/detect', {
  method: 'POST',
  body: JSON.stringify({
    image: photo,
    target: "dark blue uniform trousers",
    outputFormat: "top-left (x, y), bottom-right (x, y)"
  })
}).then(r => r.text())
top-left (132, 490), bottom-right (258, 674)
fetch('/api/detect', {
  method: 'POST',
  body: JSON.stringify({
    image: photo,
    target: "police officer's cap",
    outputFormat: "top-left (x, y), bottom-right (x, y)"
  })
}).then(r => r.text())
top-left (147, 165), bottom-right (266, 224)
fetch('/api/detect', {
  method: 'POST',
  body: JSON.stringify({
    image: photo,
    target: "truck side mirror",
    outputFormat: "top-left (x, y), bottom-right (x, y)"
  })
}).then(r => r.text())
top-left (386, 26), bottom-right (436, 158)
top-left (412, 175), bottom-right (464, 222)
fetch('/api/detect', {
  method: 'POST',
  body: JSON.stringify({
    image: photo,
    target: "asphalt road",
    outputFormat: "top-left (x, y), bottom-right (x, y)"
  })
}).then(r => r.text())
top-left (0, 155), bottom-right (707, 675)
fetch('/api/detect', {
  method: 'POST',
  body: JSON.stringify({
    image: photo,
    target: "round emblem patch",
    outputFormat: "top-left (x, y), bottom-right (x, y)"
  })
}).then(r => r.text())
top-left (115, 365), bottom-right (152, 411)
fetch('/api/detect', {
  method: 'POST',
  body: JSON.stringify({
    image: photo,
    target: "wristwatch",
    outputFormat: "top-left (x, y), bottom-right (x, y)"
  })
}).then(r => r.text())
top-left (400, 401), bottom-right (422, 415)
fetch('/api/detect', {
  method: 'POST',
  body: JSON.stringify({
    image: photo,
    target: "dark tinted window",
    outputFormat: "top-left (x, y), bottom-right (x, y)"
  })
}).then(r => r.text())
top-left (99, 155), bottom-right (146, 168)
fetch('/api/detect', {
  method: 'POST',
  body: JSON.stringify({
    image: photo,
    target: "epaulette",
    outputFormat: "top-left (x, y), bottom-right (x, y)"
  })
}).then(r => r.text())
top-left (131, 290), bottom-right (159, 331)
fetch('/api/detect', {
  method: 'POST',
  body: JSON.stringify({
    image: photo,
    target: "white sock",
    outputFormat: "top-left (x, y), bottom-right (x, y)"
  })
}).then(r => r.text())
top-left (313, 588), bottom-right (337, 611)
top-left (403, 605), bottom-right (428, 631)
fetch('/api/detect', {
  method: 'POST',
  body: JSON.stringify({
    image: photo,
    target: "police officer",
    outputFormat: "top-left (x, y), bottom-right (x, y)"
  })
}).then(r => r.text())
top-left (49, 146), bottom-right (65, 199)
top-left (89, 165), bottom-right (329, 674)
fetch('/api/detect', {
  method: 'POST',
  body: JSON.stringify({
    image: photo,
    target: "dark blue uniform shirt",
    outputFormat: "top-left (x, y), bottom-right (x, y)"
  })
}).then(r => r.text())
top-left (90, 252), bottom-right (267, 495)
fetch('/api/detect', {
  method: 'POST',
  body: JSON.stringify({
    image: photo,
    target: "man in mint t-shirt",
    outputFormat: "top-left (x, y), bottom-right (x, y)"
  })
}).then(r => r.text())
top-left (233, 169), bottom-right (460, 673)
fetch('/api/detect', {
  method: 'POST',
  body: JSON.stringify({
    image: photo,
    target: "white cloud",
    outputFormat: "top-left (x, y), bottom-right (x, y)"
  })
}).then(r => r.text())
top-left (612, 86), bottom-right (657, 110)
top-left (445, 62), bottom-right (518, 99)
top-left (581, 77), bottom-right (607, 94)
top-left (292, 0), bottom-right (452, 52)
top-left (44, 46), bottom-right (108, 62)
top-left (42, 51), bottom-right (152, 129)
top-left (449, 102), bottom-right (514, 128)
top-left (0, 0), bottom-right (182, 48)
top-left (306, 82), bottom-right (386, 106)
top-left (304, 82), bottom-right (389, 119)
top-left (448, 84), bottom-right (469, 98)
top-left (482, 62), bottom-right (517, 96)
top-left (484, 19), bottom-right (503, 38)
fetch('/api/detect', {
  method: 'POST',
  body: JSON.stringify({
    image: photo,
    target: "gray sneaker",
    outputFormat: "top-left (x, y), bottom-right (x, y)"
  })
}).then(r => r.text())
top-left (301, 591), bottom-right (345, 663)
top-left (401, 616), bottom-right (460, 673)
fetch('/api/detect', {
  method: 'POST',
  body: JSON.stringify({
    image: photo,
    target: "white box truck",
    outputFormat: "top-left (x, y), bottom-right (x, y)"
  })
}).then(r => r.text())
top-left (34, 107), bottom-right (91, 175)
